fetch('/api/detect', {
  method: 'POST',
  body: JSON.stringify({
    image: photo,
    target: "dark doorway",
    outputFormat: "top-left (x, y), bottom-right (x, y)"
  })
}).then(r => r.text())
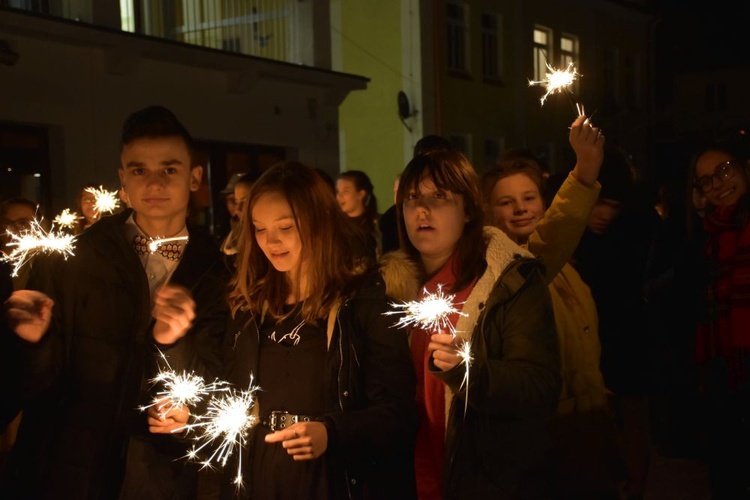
top-left (0, 123), bottom-right (51, 218)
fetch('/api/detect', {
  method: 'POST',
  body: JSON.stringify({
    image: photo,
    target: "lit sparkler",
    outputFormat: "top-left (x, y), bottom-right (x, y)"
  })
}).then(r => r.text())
top-left (148, 235), bottom-right (189, 253)
top-left (1, 218), bottom-right (76, 277)
top-left (384, 283), bottom-right (467, 336)
top-left (139, 350), bottom-right (230, 418)
top-left (181, 379), bottom-right (261, 488)
top-left (457, 339), bottom-right (473, 415)
top-left (85, 186), bottom-right (120, 215)
top-left (53, 209), bottom-right (79, 230)
top-left (385, 284), bottom-right (474, 415)
top-left (528, 62), bottom-right (580, 106)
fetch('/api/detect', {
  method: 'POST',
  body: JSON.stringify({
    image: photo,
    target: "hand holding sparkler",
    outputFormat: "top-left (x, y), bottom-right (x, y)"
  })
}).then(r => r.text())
top-left (5, 289), bottom-right (54, 343)
top-left (265, 421), bottom-right (328, 461)
top-left (152, 284), bottom-right (196, 345)
top-left (569, 113), bottom-right (605, 187)
top-left (428, 332), bottom-right (465, 372)
top-left (148, 398), bottom-right (191, 434)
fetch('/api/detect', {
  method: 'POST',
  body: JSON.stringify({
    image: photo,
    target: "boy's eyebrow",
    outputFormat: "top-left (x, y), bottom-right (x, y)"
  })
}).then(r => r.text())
top-left (124, 158), bottom-right (184, 169)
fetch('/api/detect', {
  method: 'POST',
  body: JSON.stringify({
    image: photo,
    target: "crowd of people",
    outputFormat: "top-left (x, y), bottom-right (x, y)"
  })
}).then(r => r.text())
top-left (0, 104), bottom-right (748, 500)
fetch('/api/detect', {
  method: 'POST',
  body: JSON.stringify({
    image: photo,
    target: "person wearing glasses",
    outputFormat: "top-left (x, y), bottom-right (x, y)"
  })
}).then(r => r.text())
top-left (689, 142), bottom-right (750, 500)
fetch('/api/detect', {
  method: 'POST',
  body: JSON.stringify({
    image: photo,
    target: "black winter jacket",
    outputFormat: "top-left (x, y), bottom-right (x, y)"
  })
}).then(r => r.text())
top-left (1, 209), bottom-right (230, 500)
top-left (216, 267), bottom-right (417, 499)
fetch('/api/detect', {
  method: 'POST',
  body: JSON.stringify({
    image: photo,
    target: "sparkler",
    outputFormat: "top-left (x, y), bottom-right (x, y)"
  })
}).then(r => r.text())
top-left (384, 283), bottom-right (467, 336)
top-left (147, 235), bottom-right (189, 253)
top-left (84, 186), bottom-right (120, 215)
top-left (181, 379), bottom-right (261, 488)
top-left (528, 62), bottom-right (581, 108)
top-left (457, 339), bottom-right (473, 415)
top-left (53, 209), bottom-right (79, 230)
top-left (139, 350), bottom-right (230, 418)
top-left (385, 284), bottom-right (473, 415)
top-left (1, 217), bottom-right (76, 277)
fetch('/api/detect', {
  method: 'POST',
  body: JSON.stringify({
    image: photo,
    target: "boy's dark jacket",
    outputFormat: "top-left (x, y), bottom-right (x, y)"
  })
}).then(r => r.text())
top-left (1, 209), bottom-right (230, 499)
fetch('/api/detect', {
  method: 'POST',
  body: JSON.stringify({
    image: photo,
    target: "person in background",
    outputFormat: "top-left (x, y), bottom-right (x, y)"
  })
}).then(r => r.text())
top-left (412, 134), bottom-right (452, 157)
top-left (0, 197), bottom-right (38, 478)
top-left (74, 184), bottom-right (100, 234)
top-left (482, 115), bottom-right (625, 498)
top-left (0, 198), bottom-right (38, 290)
top-left (219, 172), bottom-right (247, 243)
top-left (688, 141), bottom-right (750, 499)
top-left (572, 144), bottom-right (660, 500)
top-left (2, 105), bottom-right (230, 499)
top-left (378, 173), bottom-right (401, 255)
top-left (191, 160), bottom-right (417, 499)
top-left (336, 170), bottom-right (380, 257)
top-left (221, 171), bottom-right (261, 257)
top-left (391, 149), bottom-right (560, 499)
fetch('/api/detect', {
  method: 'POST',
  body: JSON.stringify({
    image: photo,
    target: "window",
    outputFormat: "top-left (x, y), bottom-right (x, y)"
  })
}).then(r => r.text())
top-left (706, 82), bottom-right (728, 113)
top-left (481, 13), bottom-right (502, 81)
top-left (603, 47), bottom-right (619, 112)
top-left (533, 26), bottom-right (552, 82)
top-left (120, 0), bottom-right (135, 32)
top-left (446, 2), bottom-right (469, 73)
top-left (624, 54), bottom-right (641, 110)
top-left (559, 34), bottom-right (577, 68)
top-left (448, 134), bottom-right (472, 159)
top-left (484, 137), bottom-right (505, 170)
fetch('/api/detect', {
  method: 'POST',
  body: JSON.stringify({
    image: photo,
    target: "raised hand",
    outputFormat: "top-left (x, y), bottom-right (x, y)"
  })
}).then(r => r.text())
top-left (569, 113), bottom-right (605, 187)
top-left (152, 284), bottom-right (196, 345)
top-left (5, 289), bottom-right (54, 343)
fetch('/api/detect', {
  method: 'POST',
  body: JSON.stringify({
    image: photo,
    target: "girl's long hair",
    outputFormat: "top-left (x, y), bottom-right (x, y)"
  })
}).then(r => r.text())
top-left (395, 150), bottom-right (487, 292)
top-left (229, 161), bottom-right (366, 321)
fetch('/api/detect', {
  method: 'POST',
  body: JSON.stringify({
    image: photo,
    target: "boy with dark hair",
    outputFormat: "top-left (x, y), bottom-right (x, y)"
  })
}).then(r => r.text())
top-left (3, 105), bottom-right (229, 499)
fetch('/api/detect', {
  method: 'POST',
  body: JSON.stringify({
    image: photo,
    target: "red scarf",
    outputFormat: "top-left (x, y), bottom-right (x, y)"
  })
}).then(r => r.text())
top-left (695, 203), bottom-right (750, 389)
top-left (411, 254), bottom-right (477, 500)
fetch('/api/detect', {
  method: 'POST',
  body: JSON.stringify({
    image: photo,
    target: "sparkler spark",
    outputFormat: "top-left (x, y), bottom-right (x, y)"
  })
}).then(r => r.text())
top-left (85, 186), bottom-right (120, 215)
top-left (53, 209), bottom-right (79, 230)
top-left (528, 62), bottom-right (580, 106)
top-left (385, 284), bottom-right (475, 416)
top-left (384, 284), bottom-right (467, 336)
top-left (1, 218), bottom-right (76, 276)
top-left (181, 379), bottom-right (260, 488)
top-left (147, 235), bottom-right (189, 253)
top-left (457, 340), bottom-right (473, 415)
top-left (139, 351), bottom-right (230, 418)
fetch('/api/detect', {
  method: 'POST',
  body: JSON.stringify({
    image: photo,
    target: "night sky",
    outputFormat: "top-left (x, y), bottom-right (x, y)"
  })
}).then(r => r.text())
top-left (654, 0), bottom-right (750, 71)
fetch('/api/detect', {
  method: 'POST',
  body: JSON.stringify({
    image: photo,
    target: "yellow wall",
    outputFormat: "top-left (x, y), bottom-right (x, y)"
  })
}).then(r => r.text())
top-left (335, 0), bottom-right (407, 211)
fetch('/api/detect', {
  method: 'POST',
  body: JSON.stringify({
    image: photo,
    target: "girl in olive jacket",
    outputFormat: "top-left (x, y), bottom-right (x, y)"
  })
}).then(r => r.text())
top-left (389, 150), bottom-right (561, 499)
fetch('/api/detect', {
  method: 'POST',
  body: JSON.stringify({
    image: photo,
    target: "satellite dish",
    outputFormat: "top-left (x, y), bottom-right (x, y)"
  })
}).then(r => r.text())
top-left (397, 91), bottom-right (417, 131)
top-left (398, 91), bottom-right (412, 120)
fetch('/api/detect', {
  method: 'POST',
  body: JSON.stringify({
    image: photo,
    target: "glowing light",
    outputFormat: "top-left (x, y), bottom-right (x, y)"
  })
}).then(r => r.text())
top-left (53, 209), bottom-right (79, 230)
top-left (139, 351), bottom-right (230, 418)
top-left (1, 218), bottom-right (76, 277)
top-left (147, 235), bottom-right (189, 253)
top-left (528, 62), bottom-right (580, 106)
top-left (386, 284), bottom-right (475, 416)
top-left (457, 339), bottom-right (473, 415)
top-left (385, 284), bottom-right (466, 336)
top-left (85, 186), bottom-right (120, 215)
top-left (181, 378), bottom-right (261, 488)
